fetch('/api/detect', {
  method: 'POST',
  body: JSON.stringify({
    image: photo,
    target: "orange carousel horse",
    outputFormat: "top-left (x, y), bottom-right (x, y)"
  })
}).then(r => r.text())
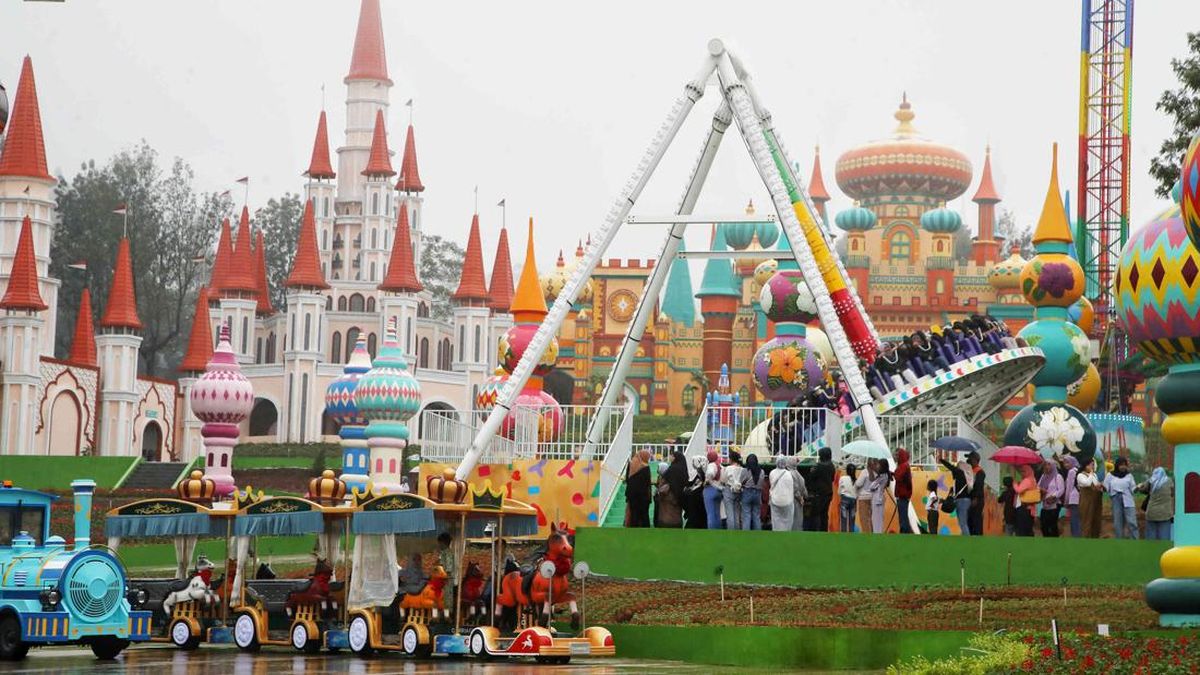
top-left (496, 523), bottom-right (579, 629)
top-left (399, 565), bottom-right (449, 621)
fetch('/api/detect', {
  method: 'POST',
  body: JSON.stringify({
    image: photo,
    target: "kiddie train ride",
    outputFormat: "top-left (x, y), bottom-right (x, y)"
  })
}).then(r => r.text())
top-left (0, 479), bottom-right (152, 660)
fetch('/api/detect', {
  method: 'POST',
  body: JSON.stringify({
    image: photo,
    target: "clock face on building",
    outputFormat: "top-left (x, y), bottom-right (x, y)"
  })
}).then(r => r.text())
top-left (607, 289), bottom-right (638, 323)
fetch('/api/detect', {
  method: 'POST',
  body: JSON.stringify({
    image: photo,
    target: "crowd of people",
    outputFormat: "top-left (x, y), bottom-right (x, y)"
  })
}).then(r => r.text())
top-left (864, 315), bottom-right (1019, 398)
top-left (623, 445), bottom-right (1173, 539)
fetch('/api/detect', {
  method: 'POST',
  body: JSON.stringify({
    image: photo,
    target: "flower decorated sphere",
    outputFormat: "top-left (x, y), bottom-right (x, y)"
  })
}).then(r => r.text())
top-left (805, 325), bottom-right (835, 365)
top-left (753, 259), bottom-right (778, 287)
top-left (1066, 296), bottom-right (1096, 335)
top-left (1066, 362), bottom-right (1101, 411)
top-left (500, 388), bottom-right (565, 442)
top-left (325, 336), bottom-right (372, 427)
top-left (759, 270), bottom-right (818, 324)
top-left (1114, 202), bottom-right (1200, 366)
top-left (355, 323), bottom-right (422, 428)
top-left (498, 323), bottom-right (559, 376)
top-left (752, 336), bottom-right (824, 402)
top-left (1003, 402), bottom-right (1097, 461)
top-left (1017, 319), bottom-right (1090, 387)
top-left (191, 325), bottom-right (254, 424)
top-left (1180, 132), bottom-right (1200, 252)
top-left (1020, 254), bottom-right (1084, 307)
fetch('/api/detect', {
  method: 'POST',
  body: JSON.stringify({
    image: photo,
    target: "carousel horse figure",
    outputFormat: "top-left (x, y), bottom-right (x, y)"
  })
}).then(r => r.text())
top-left (399, 565), bottom-right (448, 621)
top-left (528, 523), bottom-right (579, 629)
top-left (213, 558), bottom-right (240, 607)
top-left (284, 557), bottom-right (333, 618)
top-left (255, 561), bottom-right (277, 579)
top-left (494, 555), bottom-right (526, 631)
top-left (460, 561), bottom-right (487, 624)
top-left (163, 555), bottom-right (218, 615)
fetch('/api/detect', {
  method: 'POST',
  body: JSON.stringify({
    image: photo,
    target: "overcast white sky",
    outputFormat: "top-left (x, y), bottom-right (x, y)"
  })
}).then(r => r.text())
top-left (2, 0), bottom-right (1190, 274)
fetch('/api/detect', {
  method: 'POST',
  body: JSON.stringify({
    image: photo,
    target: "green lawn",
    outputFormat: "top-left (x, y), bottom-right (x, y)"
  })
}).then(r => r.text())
top-left (0, 456), bottom-right (137, 490)
top-left (232, 456), bottom-right (339, 470)
top-left (632, 415), bottom-right (696, 444)
top-left (118, 535), bottom-right (319, 571)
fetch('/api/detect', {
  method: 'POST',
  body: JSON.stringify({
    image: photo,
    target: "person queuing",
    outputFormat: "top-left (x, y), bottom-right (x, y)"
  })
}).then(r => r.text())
top-left (997, 476), bottom-right (1017, 536)
top-left (807, 448), bottom-right (836, 532)
top-left (703, 451), bottom-right (724, 530)
top-left (625, 449), bottom-right (653, 528)
top-left (740, 454), bottom-right (764, 531)
top-left (893, 450), bottom-right (913, 534)
top-left (684, 455), bottom-right (708, 529)
top-left (855, 460), bottom-right (874, 533)
top-left (769, 455), bottom-right (796, 532)
top-left (838, 464), bottom-right (858, 533)
top-left (1076, 458), bottom-right (1103, 538)
top-left (1104, 457), bottom-right (1139, 539)
top-left (723, 451), bottom-right (746, 531)
top-left (786, 456), bottom-right (808, 532)
top-left (1037, 459), bottom-right (1064, 537)
top-left (967, 451), bottom-right (987, 537)
top-left (869, 461), bottom-right (892, 534)
top-left (1013, 465), bottom-right (1038, 537)
top-left (655, 452), bottom-right (687, 528)
top-left (938, 456), bottom-right (974, 535)
top-left (1059, 456), bottom-right (1082, 538)
top-left (1138, 466), bottom-right (1174, 541)
top-left (924, 480), bottom-right (942, 535)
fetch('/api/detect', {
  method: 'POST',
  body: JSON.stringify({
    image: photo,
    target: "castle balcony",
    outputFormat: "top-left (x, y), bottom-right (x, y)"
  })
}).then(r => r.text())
top-left (926, 256), bottom-right (955, 270)
top-left (846, 254), bottom-right (872, 268)
top-left (332, 256), bottom-right (343, 269)
top-left (352, 256), bottom-right (361, 268)
top-left (333, 237), bottom-right (344, 250)
top-left (353, 235), bottom-right (362, 248)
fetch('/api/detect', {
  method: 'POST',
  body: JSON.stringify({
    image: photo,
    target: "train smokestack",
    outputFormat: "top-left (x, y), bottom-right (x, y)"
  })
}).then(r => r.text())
top-left (71, 479), bottom-right (95, 551)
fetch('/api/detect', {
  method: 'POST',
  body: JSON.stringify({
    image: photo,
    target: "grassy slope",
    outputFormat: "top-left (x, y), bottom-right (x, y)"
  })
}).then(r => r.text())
top-left (0, 456), bottom-right (137, 490)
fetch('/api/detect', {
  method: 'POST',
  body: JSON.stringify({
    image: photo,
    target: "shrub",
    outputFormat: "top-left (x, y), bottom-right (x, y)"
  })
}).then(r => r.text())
top-left (887, 633), bottom-right (1029, 675)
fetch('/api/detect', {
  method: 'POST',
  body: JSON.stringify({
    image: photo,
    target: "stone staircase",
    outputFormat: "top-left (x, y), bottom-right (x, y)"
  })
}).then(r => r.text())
top-left (120, 461), bottom-right (189, 490)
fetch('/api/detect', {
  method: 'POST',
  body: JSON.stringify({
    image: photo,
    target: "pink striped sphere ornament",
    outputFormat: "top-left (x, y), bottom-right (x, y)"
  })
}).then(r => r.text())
top-left (190, 323), bottom-right (254, 425)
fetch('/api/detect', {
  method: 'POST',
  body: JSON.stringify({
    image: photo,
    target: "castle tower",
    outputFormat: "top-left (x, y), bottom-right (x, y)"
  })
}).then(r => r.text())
top-left (835, 203), bottom-right (876, 299)
top-left (191, 324), bottom-right (253, 497)
top-left (254, 230), bottom-right (274, 317)
top-left (217, 207), bottom-right (259, 364)
top-left (0, 216), bottom-right (47, 453)
top-left (0, 57), bottom-right (60, 356)
top-left (360, 110), bottom-right (395, 284)
top-left (96, 237), bottom-right (143, 456)
top-left (355, 317), bottom-right (420, 493)
top-left (395, 123), bottom-right (426, 271)
top-left (177, 287), bottom-right (214, 462)
top-left (67, 288), bottom-right (97, 367)
top-left (326, 335), bottom-right (373, 492)
top-left (337, 0), bottom-right (392, 204)
top-left (972, 147), bottom-right (1002, 266)
top-left (304, 110), bottom-right (337, 277)
top-left (378, 204), bottom-right (422, 355)
top-left (920, 207), bottom-right (962, 306)
top-left (807, 146), bottom-right (831, 224)
top-left (695, 225), bottom-right (741, 389)
top-left (487, 224), bottom-right (515, 364)
top-left (282, 199), bottom-right (330, 442)
top-left (451, 213), bottom-right (491, 374)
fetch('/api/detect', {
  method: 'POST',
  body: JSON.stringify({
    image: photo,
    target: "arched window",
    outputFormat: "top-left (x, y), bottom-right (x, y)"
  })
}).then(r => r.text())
top-left (346, 327), bottom-right (360, 362)
top-left (458, 326), bottom-right (465, 361)
top-left (322, 197), bottom-right (330, 217)
top-left (338, 296), bottom-right (348, 311)
top-left (371, 192), bottom-right (379, 215)
top-left (388, 458), bottom-right (397, 474)
top-left (371, 229), bottom-right (378, 249)
top-left (326, 296), bottom-right (333, 311)
top-left (256, 337), bottom-right (263, 363)
top-left (419, 337), bottom-right (430, 369)
top-left (349, 294), bottom-right (365, 312)
top-left (935, 278), bottom-right (945, 294)
top-left (367, 333), bottom-right (377, 359)
top-left (443, 338), bottom-right (453, 370)
top-left (682, 385), bottom-right (696, 411)
top-left (473, 325), bottom-right (482, 362)
top-left (267, 332), bottom-right (276, 363)
top-left (375, 458), bottom-right (383, 473)
top-left (322, 229), bottom-right (328, 249)
top-left (241, 316), bottom-right (249, 354)
top-left (851, 238), bottom-right (859, 252)
top-left (418, 302), bottom-right (430, 318)
top-left (405, 317), bottom-right (413, 351)
top-left (436, 340), bottom-right (443, 370)
top-left (370, 262), bottom-right (376, 281)
top-left (330, 331), bottom-right (342, 364)
top-left (889, 231), bottom-right (912, 262)
top-left (935, 239), bottom-right (945, 253)
top-left (367, 297), bottom-right (376, 313)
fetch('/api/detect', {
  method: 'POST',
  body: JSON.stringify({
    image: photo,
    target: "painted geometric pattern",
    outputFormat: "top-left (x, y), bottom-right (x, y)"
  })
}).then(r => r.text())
top-left (37, 361), bottom-right (98, 449)
top-left (354, 367), bottom-right (421, 422)
top-left (1115, 205), bottom-right (1200, 360)
top-left (325, 375), bottom-right (367, 426)
top-left (190, 369), bottom-right (254, 424)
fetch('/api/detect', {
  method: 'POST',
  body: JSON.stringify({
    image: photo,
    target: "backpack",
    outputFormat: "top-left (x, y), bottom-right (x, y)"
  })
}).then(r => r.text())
top-left (770, 470), bottom-right (794, 507)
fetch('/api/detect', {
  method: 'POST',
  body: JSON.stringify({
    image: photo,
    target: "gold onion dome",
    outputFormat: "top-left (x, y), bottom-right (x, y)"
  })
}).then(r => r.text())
top-left (307, 469), bottom-right (347, 505)
top-left (989, 246), bottom-right (1029, 291)
top-left (176, 470), bottom-right (216, 503)
top-left (835, 95), bottom-right (973, 203)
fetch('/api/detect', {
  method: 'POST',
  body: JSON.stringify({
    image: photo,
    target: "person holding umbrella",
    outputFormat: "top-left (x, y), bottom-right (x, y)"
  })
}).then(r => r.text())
top-left (990, 446), bottom-right (1045, 537)
top-left (937, 456), bottom-right (973, 535)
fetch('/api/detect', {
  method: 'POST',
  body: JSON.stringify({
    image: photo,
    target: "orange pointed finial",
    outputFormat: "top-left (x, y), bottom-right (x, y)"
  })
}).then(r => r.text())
top-left (510, 217), bottom-right (548, 321)
top-left (1032, 143), bottom-right (1073, 245)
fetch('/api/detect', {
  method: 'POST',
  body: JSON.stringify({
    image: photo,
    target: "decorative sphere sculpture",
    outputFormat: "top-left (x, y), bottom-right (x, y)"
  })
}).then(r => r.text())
top-left (759, 270), bottom-right (818, 324)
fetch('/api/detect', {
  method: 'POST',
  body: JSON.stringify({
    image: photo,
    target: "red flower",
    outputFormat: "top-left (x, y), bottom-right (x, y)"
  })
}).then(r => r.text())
top-left (1021, 659), bottom-right (1033, 671)
top-left (1119, 647), bottom-right (1133, 660)
top-left (1064, 647), bottom-right (1076, 659)
top-left (1084, 655), bottom-right (1095, 668)
top-left (1023, 635), bottom-right (1035, 644)
top-left (1040, 647), bottom-right (1054, 658)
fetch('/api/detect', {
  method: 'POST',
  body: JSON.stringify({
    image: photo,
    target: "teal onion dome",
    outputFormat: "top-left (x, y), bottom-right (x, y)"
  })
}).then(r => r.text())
top-left (354, 318), bottom-right (422, 437)
top-left (755, 221), bottom-right (779, 248)
top-left (835, 206), bottom-right (877, 232)
top-left (920, 207), bottom-right (963, 234)
top-left (721, 222), bottom-right (756, 251)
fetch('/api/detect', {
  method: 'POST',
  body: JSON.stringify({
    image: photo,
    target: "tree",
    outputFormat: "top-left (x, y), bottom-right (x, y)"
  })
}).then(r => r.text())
top-left (993, 208), bottom-right (1034, 259)
top-left (418, 234), bottom-right (465, 321)
top-left (53, 142), bottom-right (224, 375)
top-left (253, 193), bottom-right (304, 309)
top-left (1150, 32), bottom-right (1200, 197)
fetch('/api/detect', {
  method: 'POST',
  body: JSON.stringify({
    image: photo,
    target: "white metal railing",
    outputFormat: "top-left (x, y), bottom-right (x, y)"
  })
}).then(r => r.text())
top-left (682, 405), bottom-right (842, 462)
top-left (418, 405), bottom-right (627, 463)
top-left (597, 403), bottom-right (635, 524)
top-left (841, 414), bottom-right (962, 466)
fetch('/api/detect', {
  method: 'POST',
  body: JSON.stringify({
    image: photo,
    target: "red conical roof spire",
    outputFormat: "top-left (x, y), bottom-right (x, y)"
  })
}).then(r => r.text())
top-left (487, 225), bottom-right (514, 312)
top-left (452, 213), bottom-right (489, 304)
top-left (0, 57), bottom-right (52, 180)
top-left (972, 146), bottom-right (1001, 203)
top-left (210, 217), bottom-right (234, 292)
top-left (0, 215), bottom-right (47, 310)
top-left (254, 230), bottom-right (274, 315)
top-left (224, 206), bottom-right (258, 294)
top-left (808, 146), bottom-right (830, 203)
top-left (396, 124), bottom-right (424, 192)
top-left (345, 0), bottom-right (391, 85)
top-left (305, 110), bottom-right (336, 179)
top-left (100, 237), bottom-right (142, 330)
top-left (67, 287), bottom-right (97, 367)
top-left (362, 110), bottom-right (395, 177)
top-left (378, 204), bottom-right (422, 293)
top-left (285, 199), bottom-right (330, 290)
top-left (179, 287), bottom-right (214, 373)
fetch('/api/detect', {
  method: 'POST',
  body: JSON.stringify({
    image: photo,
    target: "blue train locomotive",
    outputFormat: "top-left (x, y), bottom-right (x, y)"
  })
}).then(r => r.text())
top-left (0, 479), bottom-right (151, 660)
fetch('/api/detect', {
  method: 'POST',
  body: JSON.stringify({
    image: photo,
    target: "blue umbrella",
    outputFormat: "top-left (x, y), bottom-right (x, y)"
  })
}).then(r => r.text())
top-left (842, 439), bottom-right (890, 460)
top-left (930, 436), bottom-right (980, 453)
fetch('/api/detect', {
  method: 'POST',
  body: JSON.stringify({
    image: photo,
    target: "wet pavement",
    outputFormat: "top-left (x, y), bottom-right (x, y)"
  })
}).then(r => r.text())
top-left (0, 645), bottom-right (778, 675)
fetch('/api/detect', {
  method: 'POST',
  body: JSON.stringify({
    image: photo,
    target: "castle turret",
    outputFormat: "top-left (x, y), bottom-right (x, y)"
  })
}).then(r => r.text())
top-left (218, 207), bottom-right (259, 364)
top-left (360, 110), bottom-right (394, 284)
top-left (177, 287), bottom-right (213, 462)
top-left (807, 146), bottom-right (831, 224)
top-left (972, 146), bottom-right (1002, 266)
top-left (487, 224), bottom-right (515, 364)
top-left (378, 204), bottom-right (421, 355)
top-left (0, 216), bottom-right (47, 453)
top-left (282, 199), bottom-right (330, 442)
top-left (395, 123), bottom-right (426, 270)
top-left (337, 0), bottom-right (391, 204)
top-left (67, 287), bottom-right (97, 367)
top-left (95, 237), bottom-right (142, 456)
top-left (921, 207), bottom-right (962, 306)
top-left (254, 230), bottom-right (274, 317)
top-left (451, 213), bottom-right (491, 374)
top-left (695, 225), bottom-right (741, 390)
top-left (304, 110), bottom-right (337, 278)
top-left (191, 324), bottom-right (253, 497)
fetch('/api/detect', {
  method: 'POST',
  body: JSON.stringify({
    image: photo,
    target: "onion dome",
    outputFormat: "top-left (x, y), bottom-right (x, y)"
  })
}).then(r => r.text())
top-left (920, 207), bottom-right (962, 234)
top-left (356, 318), bottom-right (421, 424)
top-left (1115, 200), bottom-right (1200, 366)
top-left (476, 367), bottom-right (509, 417)
top-left (190, 324), bottom-right (254, 424)
top-left (756, 221), bottom-right (779, 248)
top-left (759, 270), bottom-right (818, 324)
top-left (176, 470), bottom-right (216, 504)
top-left (988, 246), bottom-right (1028, 291)
top-left (753, 259), bottom-right (778, 287)
top-left (325, 335), bottom-right (372, 427)
top-left (753, 335), bottom-right (824, 402)
top-left (541, 249), bottom-right (570, 304)
top-left (834, 204), bottom-right (877, 232)
top-left (307, 469), bottom-right (347, 505)
top-left (722, 200), bottom-right (758, 250)
top-left (1171, 179), bottom-right (1183, 206)
top-left (1181, 132), bottom-right (1200, 252)
top-left (834, 95), bottom-right (973, 204)
top-left (426, 467), bottom-right (468, 504)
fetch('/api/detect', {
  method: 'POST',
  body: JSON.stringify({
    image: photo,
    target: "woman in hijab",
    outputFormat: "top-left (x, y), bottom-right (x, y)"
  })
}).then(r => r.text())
top-left (1076, 457), bottom-right (1103, 538)
top-left (938, 456), bottom-right (974, 535)
top-left (769, 455), bottom-right (796, 532)
top-left (655, 452), bottom-right (687, 528)
top-left (703, 450), bottom-right (724, 530)
top-left (1059, 455), bottom-right (1082, 537)
top-left (785, 455), bottom-right (808, 531)
top-left (869, 461), bottom-right (892, 534)
top-left (1104, 457), bottom-right (1139, 539)
top-left (740, 454), bottom-right (764, 530)
top-left (1138, 467), bottom-right (1174, 540)
top-left (1038, 459), bottom-right (1064, 537)
top-left (684, 455), bottom-right (708, 529)
top-left (723, 451), bottom-right (745, 530)
top-left (625, 449), bottom-right (652, 528)
top-left (1014, 465), bottom-right (1038, 537)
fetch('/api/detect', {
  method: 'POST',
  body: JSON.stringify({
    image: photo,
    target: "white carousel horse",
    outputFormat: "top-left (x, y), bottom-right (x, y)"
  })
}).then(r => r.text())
top-left (163, 555), bottom-right (219, 614)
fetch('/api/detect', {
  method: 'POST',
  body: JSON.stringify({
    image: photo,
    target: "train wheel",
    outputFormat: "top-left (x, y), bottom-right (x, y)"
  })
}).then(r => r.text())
top-left (401, 625), bottom-right (429, 658)
top-left (169, 619), bottom-right (200, 651)
top-left (0, 616), bottom-right (28, 660)
top-left (468, 629), bottom-right (487, 658)
top-left (233, 613), bottom-right (260, 652)
top-left (348, 616), bottom-right (373, 656)
top-left (291, 623), bottom-right (314, 654)
top-left (89, 637), bottom-right (129, 660)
